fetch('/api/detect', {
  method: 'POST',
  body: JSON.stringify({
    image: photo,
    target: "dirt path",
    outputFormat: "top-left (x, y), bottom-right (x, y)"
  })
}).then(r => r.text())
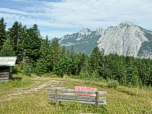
top-left (0, 76), bottom-right (80, 103)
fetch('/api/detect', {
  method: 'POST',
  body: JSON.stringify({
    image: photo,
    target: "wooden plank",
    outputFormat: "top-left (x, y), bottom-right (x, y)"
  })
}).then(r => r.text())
top-left (0, 75), bottom-right (9, 77)
top-left (47, 88), bottom-right (107, 95)
top-left (0, 80), bottom-right (9, 82)
top-left (0, 72), bottom-right (9, 74)
top-left (0, 77), bottom-right (9, 80)
top-left (48, 97), bottom-right (106, 105)
top-left (48, 94), bottom-right (106, 101)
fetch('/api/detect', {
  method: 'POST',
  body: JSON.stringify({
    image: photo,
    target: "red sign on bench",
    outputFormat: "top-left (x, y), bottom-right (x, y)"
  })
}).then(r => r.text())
top-left (75, 86), bottom-right (97, 96)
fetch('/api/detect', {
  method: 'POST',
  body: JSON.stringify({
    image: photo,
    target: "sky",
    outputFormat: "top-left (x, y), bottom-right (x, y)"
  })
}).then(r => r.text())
top-left (0, 0), bottom-right (152, 41)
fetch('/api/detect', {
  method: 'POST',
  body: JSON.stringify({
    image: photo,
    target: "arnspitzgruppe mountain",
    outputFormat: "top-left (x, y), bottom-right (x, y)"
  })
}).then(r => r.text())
top-left (50, 21), bottom-right (152, 59)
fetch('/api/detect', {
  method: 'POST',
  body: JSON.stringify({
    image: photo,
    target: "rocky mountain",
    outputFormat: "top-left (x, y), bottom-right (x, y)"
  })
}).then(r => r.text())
top-left (50, 21), bottom-right (152, 59)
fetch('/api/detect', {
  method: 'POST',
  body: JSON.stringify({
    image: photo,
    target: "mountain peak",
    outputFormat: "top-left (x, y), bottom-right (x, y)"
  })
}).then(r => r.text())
top-left (119, 21), bottom-right (134, 26)
top-left (79, 27), bottom-right (92, 36)
top-left (80, 26), bottom-right (90, 31)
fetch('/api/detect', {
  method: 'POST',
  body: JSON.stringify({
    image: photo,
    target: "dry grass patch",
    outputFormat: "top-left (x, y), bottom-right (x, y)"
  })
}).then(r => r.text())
top-left (0, 72), bottom-right (152, 114)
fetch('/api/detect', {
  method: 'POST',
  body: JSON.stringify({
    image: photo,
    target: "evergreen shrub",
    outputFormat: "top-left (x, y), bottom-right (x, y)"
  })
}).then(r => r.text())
top-left (128, 82), bottom-right (132, 88)
top-left (19, 63), bottom-right (24, 70)
top-left (106, 77), bottom-right (111, 83)
top-left (103, 79), bottom-right (106, 83)
top-left (23, 63), bottom-right (32, 76)
top-left (108, 79), bottom-right (119, 89)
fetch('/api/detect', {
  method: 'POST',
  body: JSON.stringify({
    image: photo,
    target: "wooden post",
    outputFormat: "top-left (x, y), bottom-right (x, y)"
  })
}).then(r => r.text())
top-left (55, 89), bottom-right (58, 108)
top-left (95, 91), bottom-right (99, 108)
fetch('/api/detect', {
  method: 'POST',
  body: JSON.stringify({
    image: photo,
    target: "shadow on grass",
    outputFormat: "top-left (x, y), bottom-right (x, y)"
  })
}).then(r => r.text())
top-left (93, 83), bottom-right (107, 88)
top-left (12, 68), bottom-right (22, 74)
top-left (48, 101), bottom-right (108, 113)
top-left (12, 77), bottom-right (23, 81)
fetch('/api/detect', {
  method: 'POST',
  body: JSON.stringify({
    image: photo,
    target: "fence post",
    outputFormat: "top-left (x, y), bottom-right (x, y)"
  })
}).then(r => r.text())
top-left (55, 89), bottom-right (58, 108)
top-left (95, 91), bottom-right (99, 108)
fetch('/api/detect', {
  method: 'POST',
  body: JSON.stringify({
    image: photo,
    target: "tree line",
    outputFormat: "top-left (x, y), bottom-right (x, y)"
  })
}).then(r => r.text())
top-left (0, 17), bottom-right (152, 88)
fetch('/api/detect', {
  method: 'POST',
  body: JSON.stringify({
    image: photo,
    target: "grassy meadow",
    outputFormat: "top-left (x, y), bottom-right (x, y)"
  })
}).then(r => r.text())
top-left (0, 67), bottom-right (152, 114)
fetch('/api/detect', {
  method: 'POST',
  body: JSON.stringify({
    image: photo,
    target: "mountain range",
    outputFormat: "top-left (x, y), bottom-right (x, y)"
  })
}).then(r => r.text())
top-left (50, 21), bottom-right (152, 59)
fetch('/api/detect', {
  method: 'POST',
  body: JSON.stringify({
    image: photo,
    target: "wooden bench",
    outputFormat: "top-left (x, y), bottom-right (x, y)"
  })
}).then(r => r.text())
top-left (47, 88), bottom-right (107, 108)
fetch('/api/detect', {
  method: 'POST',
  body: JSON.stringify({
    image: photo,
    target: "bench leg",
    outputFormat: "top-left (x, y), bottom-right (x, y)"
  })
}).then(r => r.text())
top-left (55, 101), bottom-right (61, 107)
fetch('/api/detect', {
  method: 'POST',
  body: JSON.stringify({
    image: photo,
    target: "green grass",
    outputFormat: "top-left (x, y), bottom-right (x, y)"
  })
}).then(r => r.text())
top-left (0, 69), bottom-right (152, 114)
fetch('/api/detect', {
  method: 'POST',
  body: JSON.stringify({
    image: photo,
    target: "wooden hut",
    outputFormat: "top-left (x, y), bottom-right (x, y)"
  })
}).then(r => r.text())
top-left (0, 56), bottom-right (18, 82)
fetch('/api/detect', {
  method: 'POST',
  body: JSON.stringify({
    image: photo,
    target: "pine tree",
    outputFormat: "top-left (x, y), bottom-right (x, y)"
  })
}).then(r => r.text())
top-left (125, 58), bottom-right (135, 85)
top-left (60, 45), bottom-right (66, 58)
top-left (7, 21), bottom-right (22, 57)
top-left (35, 58), bottom-right (48, 76)
top-left (56, 55), bottom-right (73, 76)
top-left (16, 25), bottom-right (28, 65)
top-left (138, 77), bottom-right (143, 88)
top-left (21, 26), bottom-right (42, 68)
top-left (50, 37), bottom-right (60, 71)
top-left (79, 52), bottom-right (86, 73)
top-left (73, 53), bottom-right (81, 76)
top-left (66, 49), bottom-right (70, 58)
top-left (119, 65), bottom-right (127, 86)
top-left (0, 36), bottom-right (15, 56)
top-left (132, 66), bottom-right (139, 87)
top-left (0, 17), bottom-right (7, 51)
top-left (141, 62), bottom-right (149, 86)
top-left (32, 24), bottom-right (42, 39)
top-left (70, 46), bottom-right (74, 60)
top-left (35, 35), bottom-right (53, 75)
top-left (89, 46), bottom-right (101, 76)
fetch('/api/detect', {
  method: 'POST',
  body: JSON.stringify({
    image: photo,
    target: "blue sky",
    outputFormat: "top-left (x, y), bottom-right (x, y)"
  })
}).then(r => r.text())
top-left (0, 0), bottom-right (152, 41)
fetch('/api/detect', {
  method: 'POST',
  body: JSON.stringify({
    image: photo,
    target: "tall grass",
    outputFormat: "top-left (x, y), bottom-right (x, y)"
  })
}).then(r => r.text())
top-left (0, 67), bottom-right (152, 114)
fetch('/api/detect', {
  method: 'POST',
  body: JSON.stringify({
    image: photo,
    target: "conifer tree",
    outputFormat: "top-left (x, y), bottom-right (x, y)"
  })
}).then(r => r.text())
top-left (141, 62), bottom-right (149, 86)
top-left (89, 46), bottom-right (101, 76)
top-left (132, 66), bottom-right (139, 87)
top-left (66, 49), bottom-right (70, 58)
top-left (50, 37), bottom-right (60, 71)
top-left (138, 77), bottom-right (143, 88)
top-left (16, 25), bottom-right (28, 65)
top-left (60, 45), bottom-right (66, 58)
top-left (21, 26), bottom-right (42, 68)
top-left (0, 17), bottom-right (7, 51)
top-left (119, 65), bottom-right (127, 86)
top-left (35, 35), bottom-right (53, 75)
top-left (0, 36), bottom-right (15, 56)
top-left (73, 53), bottom-right (81, 76)
top-left (55, 55), bottom-right (72, 76)
top-left (70, 46), bottom-right (74, 60)
top-left (80, 52), bottom-right (86, 69)
top-left (125, 58), bottom-right (135, 85)
top-left (7, 21), bottom-right (22, 57)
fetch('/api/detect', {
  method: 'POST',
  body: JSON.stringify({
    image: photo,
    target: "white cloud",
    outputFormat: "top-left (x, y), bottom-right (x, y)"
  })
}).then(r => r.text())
top-left (0, 0), bottom-right (152, 40)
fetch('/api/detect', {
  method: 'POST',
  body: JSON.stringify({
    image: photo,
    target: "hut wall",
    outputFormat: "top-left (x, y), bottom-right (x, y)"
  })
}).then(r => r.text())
top-left (0, 67), bottom-right (10, 82)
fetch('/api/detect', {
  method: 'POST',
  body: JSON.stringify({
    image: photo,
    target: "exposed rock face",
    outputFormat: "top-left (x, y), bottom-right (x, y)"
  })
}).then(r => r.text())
top-left (97, 21), bottom-right (149, 58)
top-left (50, 21), bottom-right (152, 59)
top-left (95, 27), bottom-right (104, 36)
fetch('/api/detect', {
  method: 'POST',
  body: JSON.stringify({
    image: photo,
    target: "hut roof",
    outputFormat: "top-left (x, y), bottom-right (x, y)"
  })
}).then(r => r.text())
top-left (0, 56), bottom-right (18, 67)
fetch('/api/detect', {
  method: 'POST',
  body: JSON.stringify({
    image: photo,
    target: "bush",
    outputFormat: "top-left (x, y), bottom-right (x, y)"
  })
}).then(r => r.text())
top-left (106, 77), bottom-right (111, 83)
top-left (128, 82), bottom-right (132, 88)
top-left (108, 79), bottom-right (119, 89)
top-left (103, 79), bottom-right (106, 83)
top-left (98, 77), bottom-right (103, 81)
top-left (23, 63), bottom-right (32, 76)
top-left (19, 63), bottom-right (24, 70)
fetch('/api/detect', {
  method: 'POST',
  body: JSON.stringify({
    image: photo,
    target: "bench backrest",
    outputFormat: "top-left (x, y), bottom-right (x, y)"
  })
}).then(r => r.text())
top-left (75, 86), bottom-right (97, 96)
top-left (47, 88), bottom-right (107, 95)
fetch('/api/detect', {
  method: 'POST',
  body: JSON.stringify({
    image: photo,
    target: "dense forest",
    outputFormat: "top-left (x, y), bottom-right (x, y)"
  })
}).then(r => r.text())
top-left (0, 17), bottom-right (152, 89)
